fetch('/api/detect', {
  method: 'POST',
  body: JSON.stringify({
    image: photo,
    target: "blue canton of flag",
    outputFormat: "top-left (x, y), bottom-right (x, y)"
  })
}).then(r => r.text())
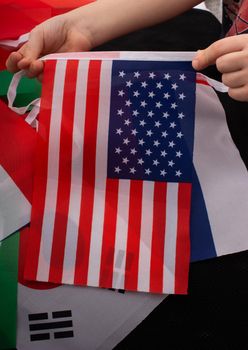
top-left (108, 61), bottom-right (196, 183)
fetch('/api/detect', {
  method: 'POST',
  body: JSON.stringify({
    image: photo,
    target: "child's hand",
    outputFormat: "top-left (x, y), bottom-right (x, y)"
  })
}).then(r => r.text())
top-left (6, 13), bottom-right (93, 80)
top-left (192, 34), bottom-right (248, 102)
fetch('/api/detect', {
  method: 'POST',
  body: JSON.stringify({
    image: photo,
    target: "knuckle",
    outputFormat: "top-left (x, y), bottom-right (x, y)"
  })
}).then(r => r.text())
top-left (228, 89), bottom-right (237, 100)
top-left (241, 51), bottom-right (248, 65)
top-left (229, 86), bottom-right (248, 101)
top-left (211, 41), bottom-right (222, 56)
top-left (29, 64), bottom-right (36, 76)
top-left (242, 34), bottom-right (248, 47)
top-left (204, 40), bottom-right (224, 65)
top-left (221, 73), bottom-right (229, 86)
top-left (216, 57), bottom-right (226, 72)
top-left (243, 87), bottom-right (248, 100)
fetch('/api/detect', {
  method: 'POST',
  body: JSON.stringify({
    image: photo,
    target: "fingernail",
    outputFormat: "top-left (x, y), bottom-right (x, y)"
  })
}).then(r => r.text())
top-left (192, 58), bottom-right (199, 71)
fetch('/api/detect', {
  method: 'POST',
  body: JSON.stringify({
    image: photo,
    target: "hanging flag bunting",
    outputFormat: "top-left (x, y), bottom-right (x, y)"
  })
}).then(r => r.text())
top-left (24, 52), bottom-right (196, 295)
top-left (2, 51), bottom-right (248, 264)
top-left (191, 74), bottom-right (248, 261)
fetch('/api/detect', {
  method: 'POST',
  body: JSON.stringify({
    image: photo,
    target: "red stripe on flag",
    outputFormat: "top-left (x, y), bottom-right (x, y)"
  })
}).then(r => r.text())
top-left (124, 180), bottom-right (143, 291)
top-left (149, 182), bottom-right (167, 294)
top-left (25, 60), bottom-right (56, 280)
top-left (196, 79), bottom-right (210, 86)
top-left (174, 183), bottom-right (191, 294)
top-left (74, 60), bottom-right (102, 285)
top-left (99, 179), bottom-right (119, 288)
top-left (19, 226), bottom-right (59, 290)
top-left (48, 61), bottom-right (79, 283)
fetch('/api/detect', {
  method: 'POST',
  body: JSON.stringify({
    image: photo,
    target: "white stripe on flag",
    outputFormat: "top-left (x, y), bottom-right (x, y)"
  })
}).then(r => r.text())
top-left (41, 51), bottom-right (196, 62)
top-left (36, 60), bottom-right (67, 281)
top-left (137, 181), bottom-right (154, 292)
top-left (163, 183), bottom-right (178, 294)
top-left (195, 84), bottom-right (248, 256)
top-left (62, 61), bottom-right (89, 284)
top-left (112, 180), bottom-right (130, 290)
top-left (0, 165), bottom-right (31, 240)
top-left (87, 61), bottom-right (113, 286)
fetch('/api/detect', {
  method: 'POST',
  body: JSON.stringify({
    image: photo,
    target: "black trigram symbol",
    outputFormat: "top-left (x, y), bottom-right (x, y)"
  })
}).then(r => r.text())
top-left (28, 310), bottom-right (74, 342)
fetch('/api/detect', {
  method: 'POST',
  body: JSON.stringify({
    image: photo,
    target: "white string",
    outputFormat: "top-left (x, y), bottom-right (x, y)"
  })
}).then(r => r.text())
top-left (0, 33), bottom-right (29, 49)
top-left (7, 70), bottom-right (40, 125)
top-left (197, 72), bottom-right (228, 92)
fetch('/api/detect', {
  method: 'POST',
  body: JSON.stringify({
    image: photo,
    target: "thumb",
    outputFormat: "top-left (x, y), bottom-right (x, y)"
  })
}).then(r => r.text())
top-left (17, 27), bottom-right (44, 68)
top-left (192, 36), bottom-right (245, 71)
top-left (192, 49), bottom-right (213, 71)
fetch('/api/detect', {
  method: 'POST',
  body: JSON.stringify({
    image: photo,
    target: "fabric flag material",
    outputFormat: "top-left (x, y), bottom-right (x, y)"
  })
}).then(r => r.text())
top-left (2, 51), bottom-right (248, 263)
top-left (191, 76), bottom-right (248, 261)
top-left (17, 226), bottom-right (165, 350)
top-left (25, 54), bottom-right (195, 294)
top-left (0, 70), bottom-right (41, 109)
top-left (0, 100), bottom-right (36, 240)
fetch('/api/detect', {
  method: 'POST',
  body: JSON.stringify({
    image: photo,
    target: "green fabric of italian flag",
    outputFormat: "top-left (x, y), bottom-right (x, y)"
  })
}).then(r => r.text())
top-left (0, 70), bottom-right (41, 106)
top-left (0, 233), bottom-right (19, 349)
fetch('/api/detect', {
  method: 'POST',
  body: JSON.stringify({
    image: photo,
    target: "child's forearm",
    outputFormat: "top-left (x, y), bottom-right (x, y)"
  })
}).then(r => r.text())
top-left (5, 0), bottom-right (203, 77)
top-left (66, 0), bottom-right (203, 48)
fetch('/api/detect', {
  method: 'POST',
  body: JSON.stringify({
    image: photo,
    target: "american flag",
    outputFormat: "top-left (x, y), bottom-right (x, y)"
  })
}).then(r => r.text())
top-left (25, 57), bottom-right (196, 294)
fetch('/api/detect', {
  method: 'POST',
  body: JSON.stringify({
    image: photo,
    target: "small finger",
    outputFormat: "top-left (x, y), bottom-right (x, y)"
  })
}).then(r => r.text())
top-left (192, 35), bottom-right (247, 70)
top-left (17, 57), bottom-right (32, 70)
top-left (21, 27), bottom-right (44, 61)
top-left (6, 51), bottom-right (24, 73)
top-left (37, 72), bottom-right (43, 82)
top-left (222, 70), bottom-right (246, 88)
top-left (216, 51), bottom-right (248, 73)
top-left (25, 60), bottom-right (44, 78)
top-left (228, 85), bottom-right (248, 101)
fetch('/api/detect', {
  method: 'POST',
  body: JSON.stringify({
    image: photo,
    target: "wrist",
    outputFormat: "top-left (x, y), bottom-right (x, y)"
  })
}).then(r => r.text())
top-left (64, 6), bottom-right (96, 50)
top-left (63, 1), bottom-right (132, 50)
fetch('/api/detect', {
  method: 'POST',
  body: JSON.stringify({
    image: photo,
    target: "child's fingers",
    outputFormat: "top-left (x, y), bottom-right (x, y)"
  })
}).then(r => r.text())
top-left (228, 85), bottom-right (248, 101)
top-left (25, 60), bottom-right (44, 78)
top-left (215, 51), bottom-right (248, 73)
top-left (192, 35), bottom-right (248, 70)
top-left (20, 27), bottom-right (44, 62)
top-left (6, 51), bottom-right (24, 73)
top-left (222, 70), bottom-right (246, 88)
top-left (37, 72), bottom-right (43, 82)
top-left (17, 57), bottom-right (33, 70)
top-left (6, 27), bottom-right (44, 74)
